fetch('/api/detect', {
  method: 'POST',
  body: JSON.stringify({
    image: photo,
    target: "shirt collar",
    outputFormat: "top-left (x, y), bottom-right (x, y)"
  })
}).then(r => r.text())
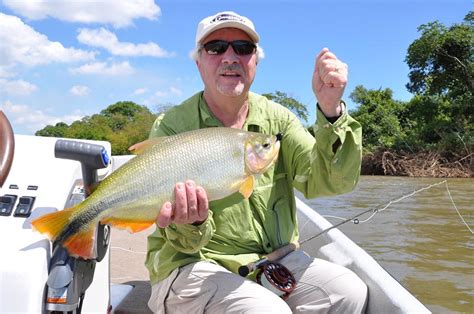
top-left (198, 91), bottom-right (266, 131)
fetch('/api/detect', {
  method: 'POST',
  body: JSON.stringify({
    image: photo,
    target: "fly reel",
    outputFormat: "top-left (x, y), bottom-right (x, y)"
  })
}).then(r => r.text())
top-left (256, 262), bottom-right (296, 299)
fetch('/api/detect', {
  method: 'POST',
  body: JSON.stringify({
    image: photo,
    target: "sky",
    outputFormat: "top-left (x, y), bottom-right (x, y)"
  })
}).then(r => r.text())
top-left (0, 0), bottom-right (471, 135)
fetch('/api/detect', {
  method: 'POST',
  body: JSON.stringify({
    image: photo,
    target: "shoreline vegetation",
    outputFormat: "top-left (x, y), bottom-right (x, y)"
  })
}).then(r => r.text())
top-left (361, 149), bottom-right (473, 178)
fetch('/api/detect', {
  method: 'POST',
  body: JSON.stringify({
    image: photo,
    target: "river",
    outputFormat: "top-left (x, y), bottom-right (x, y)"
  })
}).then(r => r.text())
top-left (297, 176), bottom-right (473, 313)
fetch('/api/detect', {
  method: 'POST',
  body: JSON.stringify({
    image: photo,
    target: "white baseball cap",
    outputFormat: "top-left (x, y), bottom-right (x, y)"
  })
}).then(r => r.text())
top-left (195, 11), bottom-right (260, 46)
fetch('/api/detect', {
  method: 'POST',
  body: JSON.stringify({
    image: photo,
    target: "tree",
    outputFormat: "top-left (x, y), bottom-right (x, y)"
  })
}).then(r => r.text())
top-left (36, 122), bottom-right (68, 137)
top-left (100, 101), bottom-right (152, 131)
top-left (262, 91), bottom-right (309, 122)
top-left (404, 11), bottom-right (473, 154)
top-left (349, 85), bottom-right (407, 152)
top-left (35, 101), bottom-right (158, 155)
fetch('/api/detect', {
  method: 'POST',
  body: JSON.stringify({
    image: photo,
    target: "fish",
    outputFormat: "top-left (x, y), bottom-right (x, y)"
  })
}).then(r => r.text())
top-left (31, 127), bottom-right (281, 259)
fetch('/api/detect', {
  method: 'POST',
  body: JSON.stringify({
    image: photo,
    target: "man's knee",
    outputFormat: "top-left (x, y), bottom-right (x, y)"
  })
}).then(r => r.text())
top-left (330, 271), bottom-right (368, 313)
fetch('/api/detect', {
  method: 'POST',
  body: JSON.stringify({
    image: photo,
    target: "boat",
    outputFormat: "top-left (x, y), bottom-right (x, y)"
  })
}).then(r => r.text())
top-left (0, 112), bottom-right (430, 313)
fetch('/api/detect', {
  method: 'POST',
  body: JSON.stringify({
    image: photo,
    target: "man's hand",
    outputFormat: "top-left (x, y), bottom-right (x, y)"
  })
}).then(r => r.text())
top-left (312, 48), bottom-right (348, 117)
top-left (156, 180), bottom-right (209, 228)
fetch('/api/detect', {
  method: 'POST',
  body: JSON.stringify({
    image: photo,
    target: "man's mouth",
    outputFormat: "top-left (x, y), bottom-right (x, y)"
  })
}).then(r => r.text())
top-left (220, 72), bottom-right (241, 77)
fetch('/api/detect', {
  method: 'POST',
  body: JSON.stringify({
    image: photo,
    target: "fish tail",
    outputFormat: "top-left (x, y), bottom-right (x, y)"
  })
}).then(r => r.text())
top-left (62, 226), bottom-right (97, 259)
top-left (31, 207), bottom-right (76, 241)
top-left (32, 205), bottom-right (98, 259)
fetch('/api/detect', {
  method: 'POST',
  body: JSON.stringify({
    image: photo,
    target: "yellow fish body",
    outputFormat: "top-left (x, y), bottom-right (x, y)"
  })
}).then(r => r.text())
top-left (32, 127), bottom-right (281, 259)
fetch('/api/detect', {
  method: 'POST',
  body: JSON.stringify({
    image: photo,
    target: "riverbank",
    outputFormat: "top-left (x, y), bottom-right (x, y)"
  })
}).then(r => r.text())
top-left (361, 149), bottom-right (473, 178)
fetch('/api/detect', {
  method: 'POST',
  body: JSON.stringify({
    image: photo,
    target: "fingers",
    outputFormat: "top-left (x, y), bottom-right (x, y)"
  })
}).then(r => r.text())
top-left (156, 181), bottom-right (209, 228)
top-left (173, 182), bottom-right (188, 224)
top-left (321, 62), bottom-right (348, 88)
top-left (196, 186), bottom-right (209, 222)
top-left (185, 180), bottom-right (199, 222)
top-left (157, 202), bottom-right (173, 228)
top-left (314, 48), bottom-right (348, 88)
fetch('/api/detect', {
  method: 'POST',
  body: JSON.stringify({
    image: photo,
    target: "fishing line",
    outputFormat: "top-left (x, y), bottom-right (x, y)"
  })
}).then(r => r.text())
top-left (444, 181), bottom-right (473, 234)
top-left (300, 180), bottom-right (472, 245)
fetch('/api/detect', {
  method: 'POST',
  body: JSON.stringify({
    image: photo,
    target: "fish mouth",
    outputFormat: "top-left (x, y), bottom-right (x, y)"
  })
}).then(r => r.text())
top-left (245, 135), bottom-right (281, 174)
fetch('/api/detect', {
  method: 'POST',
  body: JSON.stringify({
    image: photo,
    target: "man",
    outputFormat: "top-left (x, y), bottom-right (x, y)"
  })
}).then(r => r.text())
top-left (145, 11), bottom-right (367, 313)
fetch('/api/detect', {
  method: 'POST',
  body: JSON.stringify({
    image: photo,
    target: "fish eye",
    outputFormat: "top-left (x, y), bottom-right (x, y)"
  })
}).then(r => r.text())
top-left (262, 142), bottom-right (270, 148)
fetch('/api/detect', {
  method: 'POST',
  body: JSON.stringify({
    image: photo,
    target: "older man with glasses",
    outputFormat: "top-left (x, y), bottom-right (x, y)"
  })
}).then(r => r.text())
top-left (145, 11), bottom-right (367, 313)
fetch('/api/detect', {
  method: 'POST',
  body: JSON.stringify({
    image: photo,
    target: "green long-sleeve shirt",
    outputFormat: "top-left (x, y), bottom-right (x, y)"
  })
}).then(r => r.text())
top-left (145, 91), bottom-right (362, 284)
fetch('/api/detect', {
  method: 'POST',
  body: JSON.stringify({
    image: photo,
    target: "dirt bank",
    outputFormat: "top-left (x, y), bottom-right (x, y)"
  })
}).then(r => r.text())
top-left (361, 150), bottom-right (473, 178)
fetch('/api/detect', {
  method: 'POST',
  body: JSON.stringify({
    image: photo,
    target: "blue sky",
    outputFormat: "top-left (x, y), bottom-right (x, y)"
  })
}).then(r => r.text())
top-left (0, 0), bottom-right (470, 135)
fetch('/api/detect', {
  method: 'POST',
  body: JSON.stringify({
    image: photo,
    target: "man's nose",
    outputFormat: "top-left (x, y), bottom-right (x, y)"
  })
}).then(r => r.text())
top-left (221, 45), bottom-right (239, 64)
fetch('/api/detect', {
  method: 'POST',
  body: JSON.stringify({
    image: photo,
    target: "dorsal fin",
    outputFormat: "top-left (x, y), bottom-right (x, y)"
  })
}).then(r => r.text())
top-left (128, 137), bottom-right (167, 155)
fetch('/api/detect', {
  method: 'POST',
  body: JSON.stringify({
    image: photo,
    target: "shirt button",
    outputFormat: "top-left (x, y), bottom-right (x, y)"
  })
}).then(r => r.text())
top-left (324, 123), bottom-right (330, 129)
top-left (333, 158), bottom-right (338, 164)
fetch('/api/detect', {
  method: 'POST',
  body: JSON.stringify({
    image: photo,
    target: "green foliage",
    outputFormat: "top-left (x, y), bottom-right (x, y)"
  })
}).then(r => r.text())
top-left (262, 91), bottom-right (309, 122)
top-left (349, 86), bottom-right (407, 151)
top-left (36, 122), bottom-right (68, 137)
top-left (404, 11), bottom-right (473, 154)
top-left (35, 101), bottom-right (158, 155)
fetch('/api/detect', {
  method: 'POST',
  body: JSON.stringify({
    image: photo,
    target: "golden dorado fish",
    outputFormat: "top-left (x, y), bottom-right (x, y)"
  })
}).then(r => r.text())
top-left (32, 127), bottom-right (281, 259)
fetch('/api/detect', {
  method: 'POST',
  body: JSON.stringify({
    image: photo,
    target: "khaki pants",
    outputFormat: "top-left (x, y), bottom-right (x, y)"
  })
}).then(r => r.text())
top-left (148, 250), bottom-right (367, 313)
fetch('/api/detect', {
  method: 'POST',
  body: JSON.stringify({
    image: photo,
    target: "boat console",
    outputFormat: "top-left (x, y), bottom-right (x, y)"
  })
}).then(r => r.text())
top-left (0, 130), bottom-right (127, 313)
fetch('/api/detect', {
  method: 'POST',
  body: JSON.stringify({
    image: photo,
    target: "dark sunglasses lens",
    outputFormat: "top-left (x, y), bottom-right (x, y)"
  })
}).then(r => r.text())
top-left (203, 41), bottom-right (229, 55)
top-left (232, 41), bottom-right (256, 55)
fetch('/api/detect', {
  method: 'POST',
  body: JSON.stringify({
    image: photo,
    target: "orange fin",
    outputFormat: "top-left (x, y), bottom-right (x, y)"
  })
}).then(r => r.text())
top-left (31, 207), bottom-right (76, 241)
top-left (239, 176), bottom-right (254, 199)
top-left (101, 217), bottom-right (155, 233)
top-left (63, 226), bottom-right (97, 259)
top-left (128, 137), bottom-right (166, 155)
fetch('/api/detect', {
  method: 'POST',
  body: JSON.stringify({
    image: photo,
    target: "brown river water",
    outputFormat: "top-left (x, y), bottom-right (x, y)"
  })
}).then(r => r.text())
top-left (297, 176), bottom-right (473, 314)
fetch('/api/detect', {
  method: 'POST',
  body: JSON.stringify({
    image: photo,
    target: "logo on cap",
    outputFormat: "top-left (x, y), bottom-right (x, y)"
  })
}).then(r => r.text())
top-left (211, 13), bottom-right (245, 24)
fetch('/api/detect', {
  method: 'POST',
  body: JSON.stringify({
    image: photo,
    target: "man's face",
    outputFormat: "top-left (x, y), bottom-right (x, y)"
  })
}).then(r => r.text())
top-left (196, 28), bottom-right (257, 98)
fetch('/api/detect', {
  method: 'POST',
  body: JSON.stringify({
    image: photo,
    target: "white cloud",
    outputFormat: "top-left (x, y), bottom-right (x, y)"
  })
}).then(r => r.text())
top-left (133, 88), bottom-right (147, 95)
top-left (3, 0), bottom-right (161, 28)
top-left (0, 67), bottom-right (16, 78)
top-left (0, 78), bottom-right (38, 96)
top-left (154, 90), bottom-right (167, 97)
top-left (70, 61), bottom-right (134, 76)
top-left (170, 86), bottom-right (182, 96)
top-left (70, 85), bottom-right (90, 96)
top-left (141, 86), bottom-right (183, 106)
top-left (77, 28), bottom-right (173, 57)
top-left (0, 13), bottom-right (95, 68)
top-left (0, 100), bottom-right (84, 134)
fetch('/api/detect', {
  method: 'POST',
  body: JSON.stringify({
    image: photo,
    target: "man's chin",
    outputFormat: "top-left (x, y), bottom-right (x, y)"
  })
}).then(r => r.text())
top-left (217, 83), bottom-right (245, 97)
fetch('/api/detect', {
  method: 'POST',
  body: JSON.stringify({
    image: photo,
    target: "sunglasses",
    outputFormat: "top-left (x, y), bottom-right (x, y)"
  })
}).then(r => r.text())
top-left (202, 40), bottom-right (256, 56)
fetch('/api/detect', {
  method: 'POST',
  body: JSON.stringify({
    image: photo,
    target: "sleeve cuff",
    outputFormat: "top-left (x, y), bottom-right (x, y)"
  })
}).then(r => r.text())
top-left (316, 101), bottom-right (346, 124)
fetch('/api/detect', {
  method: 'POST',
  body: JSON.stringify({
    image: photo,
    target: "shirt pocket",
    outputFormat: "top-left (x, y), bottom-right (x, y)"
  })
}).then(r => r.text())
top-left (251, 171), bottom-right (296, 249)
